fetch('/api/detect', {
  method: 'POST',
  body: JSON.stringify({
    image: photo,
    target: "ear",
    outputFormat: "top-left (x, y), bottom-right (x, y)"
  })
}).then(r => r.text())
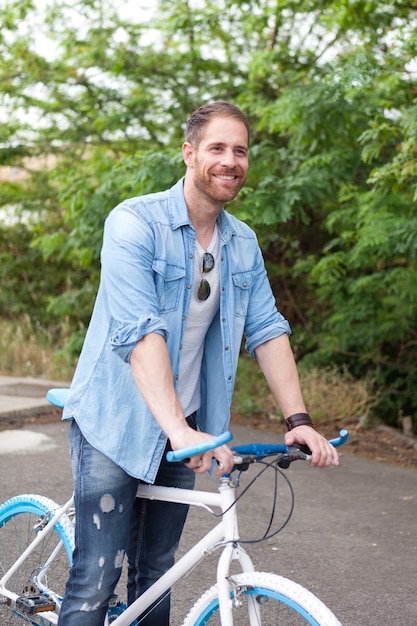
top-left (182, 141), bottom-right (195, 167)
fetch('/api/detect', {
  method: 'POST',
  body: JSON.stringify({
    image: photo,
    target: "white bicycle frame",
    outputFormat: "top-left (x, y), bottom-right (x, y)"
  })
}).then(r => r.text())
top-left (0, 476), bottom-right (258, 626)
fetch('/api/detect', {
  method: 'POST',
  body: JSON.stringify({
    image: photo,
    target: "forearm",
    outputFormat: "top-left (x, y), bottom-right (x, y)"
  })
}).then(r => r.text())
top-left (255, 334), bottom-right (339, 467)
top-left (129, 332), bottom-right (188, 441)
top-left (254, 334), bottom-right (307, 419)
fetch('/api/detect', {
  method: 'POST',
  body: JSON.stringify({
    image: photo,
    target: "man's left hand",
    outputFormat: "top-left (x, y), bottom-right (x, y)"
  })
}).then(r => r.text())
top-left (284, 425), bottom-right (339, 467)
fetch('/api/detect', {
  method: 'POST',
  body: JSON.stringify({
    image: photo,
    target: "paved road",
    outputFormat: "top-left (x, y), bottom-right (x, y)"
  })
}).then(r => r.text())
top-left (0, 419), bottom-right (416, 625)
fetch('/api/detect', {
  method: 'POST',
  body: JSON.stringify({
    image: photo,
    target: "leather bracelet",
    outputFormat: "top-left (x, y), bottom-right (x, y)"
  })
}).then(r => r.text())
top-left (285, 412), bottom-right (314, 431)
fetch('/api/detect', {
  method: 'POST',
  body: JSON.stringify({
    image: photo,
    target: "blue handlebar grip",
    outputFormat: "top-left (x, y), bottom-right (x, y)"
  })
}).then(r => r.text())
top-left (46, 388), bottom-right (70, 409)
top-left (166, 431), bottom-right (233, 463)
top-left (231, 442), bottom-right (288, 456)
top-left (328, 429), bottom-right (349, 448)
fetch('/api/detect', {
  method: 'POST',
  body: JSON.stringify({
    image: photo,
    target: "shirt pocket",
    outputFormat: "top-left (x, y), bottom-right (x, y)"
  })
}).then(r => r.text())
top-left (232, 270), bottom-right (255, 318)
top-left (153, 259), bottom-right (185, 313)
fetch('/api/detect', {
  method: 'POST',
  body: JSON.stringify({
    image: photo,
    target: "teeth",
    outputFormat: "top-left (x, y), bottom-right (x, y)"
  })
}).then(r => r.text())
top-left (216, 175), bottom-right (235, 180)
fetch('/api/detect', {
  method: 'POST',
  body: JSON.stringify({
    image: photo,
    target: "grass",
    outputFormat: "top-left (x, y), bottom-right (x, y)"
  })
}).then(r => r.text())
top-left (232, 352), bottom-right (377, 432)
top-left (0, 318), bottom-right (75, 381)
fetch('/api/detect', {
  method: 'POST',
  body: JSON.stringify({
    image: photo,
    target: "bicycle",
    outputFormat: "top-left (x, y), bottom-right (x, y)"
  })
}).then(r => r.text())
top-left (0, 387), bottom-right (348, 626)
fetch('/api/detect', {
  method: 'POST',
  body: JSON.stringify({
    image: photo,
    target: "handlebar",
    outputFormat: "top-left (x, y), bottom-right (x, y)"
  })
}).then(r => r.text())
top-left (166, 429), bottom-right (349, 466)
top-left (230, 429), bottom-right (348, 459)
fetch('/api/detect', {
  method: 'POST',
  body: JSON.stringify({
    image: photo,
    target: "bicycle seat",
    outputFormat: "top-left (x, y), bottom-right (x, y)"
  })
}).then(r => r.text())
top-left (46, 388), bottom-right (70, 408)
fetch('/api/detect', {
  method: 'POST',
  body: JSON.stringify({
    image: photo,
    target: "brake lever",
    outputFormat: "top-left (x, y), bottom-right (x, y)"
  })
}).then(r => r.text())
top-left (277, 446), bottom-right (312, 469)
top-left (232, 454), bottom-right (252, 471)
top-left (292, 442), bottom-right (312, 455)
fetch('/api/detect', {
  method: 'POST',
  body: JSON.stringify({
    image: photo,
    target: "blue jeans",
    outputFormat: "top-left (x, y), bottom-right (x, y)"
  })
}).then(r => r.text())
top-left (58, 420), bottom-right (195, 626)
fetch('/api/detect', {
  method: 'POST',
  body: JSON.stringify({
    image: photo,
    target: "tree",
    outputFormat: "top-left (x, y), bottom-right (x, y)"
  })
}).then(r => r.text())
top-left (1, 0), bottom-right (416, 426)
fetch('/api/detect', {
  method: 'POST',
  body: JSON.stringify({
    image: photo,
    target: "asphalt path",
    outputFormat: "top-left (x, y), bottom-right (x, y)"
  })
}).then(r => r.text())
top-left (0, 420), bottom-right (416, 625)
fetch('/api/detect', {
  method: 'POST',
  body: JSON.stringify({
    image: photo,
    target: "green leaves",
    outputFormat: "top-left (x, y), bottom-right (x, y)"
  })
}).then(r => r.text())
top-left (1, 0), bottom-right (417, 425)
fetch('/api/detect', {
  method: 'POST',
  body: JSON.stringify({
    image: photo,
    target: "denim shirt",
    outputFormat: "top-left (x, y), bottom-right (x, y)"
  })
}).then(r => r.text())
top-left (63, 178), bottom-right (291, 482)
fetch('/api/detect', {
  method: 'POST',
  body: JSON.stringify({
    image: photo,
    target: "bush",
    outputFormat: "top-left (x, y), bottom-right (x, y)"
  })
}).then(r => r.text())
top-left (0, 317), bottom-right (75, 381)
top-left (232, 353), bottom-right (377, 432)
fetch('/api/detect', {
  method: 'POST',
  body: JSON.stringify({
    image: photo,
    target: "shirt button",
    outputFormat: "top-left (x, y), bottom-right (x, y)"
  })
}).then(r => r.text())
top-left (187, 284), bottom-right (191, 290)
top-left (221, 317), bottom-right (226, 322)
top-left (225, 346), bottom-right (230, 351)
top-left (160, 434), bottom-right (166, 440)
top-left (243, 282), bottom-right (247, 287)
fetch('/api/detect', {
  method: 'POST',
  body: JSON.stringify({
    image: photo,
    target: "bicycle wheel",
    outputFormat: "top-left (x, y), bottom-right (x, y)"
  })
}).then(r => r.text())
top-left (0, 494), bottom-right (74, 625)
top-left (182, 571), bottom-right (341, 626)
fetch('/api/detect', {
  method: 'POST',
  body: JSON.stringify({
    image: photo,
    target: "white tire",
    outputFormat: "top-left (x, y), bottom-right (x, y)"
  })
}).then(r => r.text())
top-left (182, 571), bottom-right (342, 625)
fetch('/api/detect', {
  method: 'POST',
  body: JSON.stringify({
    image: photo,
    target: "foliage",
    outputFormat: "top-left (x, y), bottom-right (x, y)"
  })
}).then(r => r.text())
top-left (1, 0), bottom-right (416, 427)
top-left (232, 353), bottom-right (377, 430)
top-left (0, 218), bottom-right (81, 327)
top-left (0, 317), bottom-right (75, 380)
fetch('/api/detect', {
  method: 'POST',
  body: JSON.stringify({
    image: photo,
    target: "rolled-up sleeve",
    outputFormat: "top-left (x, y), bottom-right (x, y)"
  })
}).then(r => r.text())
top-left (110, 315), bottom-right (168, 363)
top-left (245, 318), bottom-right (291, 357)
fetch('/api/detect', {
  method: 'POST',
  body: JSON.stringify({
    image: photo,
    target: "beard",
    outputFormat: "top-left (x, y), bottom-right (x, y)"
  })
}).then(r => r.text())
top-left (192, 163), bottom-right (247, 205)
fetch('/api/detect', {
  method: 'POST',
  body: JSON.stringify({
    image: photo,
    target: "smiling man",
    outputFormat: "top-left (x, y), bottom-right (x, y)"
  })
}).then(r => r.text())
top-left (58, 101), bottom-right (338, 626)
top-left (183, 111), bottom-right (249, 211)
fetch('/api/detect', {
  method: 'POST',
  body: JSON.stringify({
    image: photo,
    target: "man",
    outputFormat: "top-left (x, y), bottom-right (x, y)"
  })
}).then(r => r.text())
top-left (58, 101), bottom-right (339, 626)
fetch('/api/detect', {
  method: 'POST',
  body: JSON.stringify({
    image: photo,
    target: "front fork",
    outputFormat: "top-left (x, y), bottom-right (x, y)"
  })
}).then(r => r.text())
top-left (216, 479), bottom-right (260, 625)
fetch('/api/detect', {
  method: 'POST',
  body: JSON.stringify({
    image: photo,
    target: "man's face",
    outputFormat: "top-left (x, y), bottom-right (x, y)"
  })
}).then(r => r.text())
top-left (184, 116), bottom-right (249, 206)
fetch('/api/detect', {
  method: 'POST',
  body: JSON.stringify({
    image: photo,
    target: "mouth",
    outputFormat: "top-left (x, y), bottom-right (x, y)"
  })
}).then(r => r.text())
top-left (214, 174), bottom-right (238, 181)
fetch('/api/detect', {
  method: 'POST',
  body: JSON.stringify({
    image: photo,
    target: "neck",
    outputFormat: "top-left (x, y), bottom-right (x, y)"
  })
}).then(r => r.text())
top-left (184, 184), bottom-right (221, 249)
top-left (194, 221), bottom-right (217, 249)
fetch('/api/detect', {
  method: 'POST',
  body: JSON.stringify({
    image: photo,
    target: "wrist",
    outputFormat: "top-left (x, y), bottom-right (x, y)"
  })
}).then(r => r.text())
top-left (285, 412), bottom-right (314, 431)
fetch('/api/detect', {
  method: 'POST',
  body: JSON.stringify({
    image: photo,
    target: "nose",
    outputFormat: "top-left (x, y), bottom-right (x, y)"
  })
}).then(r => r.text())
top-left (220, 148), bottom-right (238, 168)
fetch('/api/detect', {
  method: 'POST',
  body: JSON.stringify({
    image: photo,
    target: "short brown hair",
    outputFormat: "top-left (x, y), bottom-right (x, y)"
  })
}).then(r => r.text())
top-left (185, 101), bottom-right (250, 146)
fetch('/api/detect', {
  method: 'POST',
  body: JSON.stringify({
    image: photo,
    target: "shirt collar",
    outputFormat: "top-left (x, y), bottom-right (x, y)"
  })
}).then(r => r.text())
top-left (169, 177), bottom-right (236, 243)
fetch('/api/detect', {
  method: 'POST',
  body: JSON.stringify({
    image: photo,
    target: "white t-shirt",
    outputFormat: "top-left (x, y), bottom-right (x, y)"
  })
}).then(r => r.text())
top-left (177, 225), bottom-right (220, 417)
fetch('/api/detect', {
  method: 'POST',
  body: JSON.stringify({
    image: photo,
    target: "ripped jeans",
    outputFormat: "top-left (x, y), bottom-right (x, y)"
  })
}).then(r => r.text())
top-left (58, 420), bottom-right (196, 626)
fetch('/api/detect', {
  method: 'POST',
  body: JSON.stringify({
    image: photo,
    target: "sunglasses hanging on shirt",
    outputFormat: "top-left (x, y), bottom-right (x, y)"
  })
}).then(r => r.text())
top-left (198, 252), bottom-right (215, 301)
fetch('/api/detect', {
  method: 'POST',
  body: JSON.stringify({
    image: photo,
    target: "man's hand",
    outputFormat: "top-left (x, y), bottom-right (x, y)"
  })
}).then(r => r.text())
top-left (284, 425), bottom-right (339, 467)
top-left (170, 428), bottom-right (235, 475)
